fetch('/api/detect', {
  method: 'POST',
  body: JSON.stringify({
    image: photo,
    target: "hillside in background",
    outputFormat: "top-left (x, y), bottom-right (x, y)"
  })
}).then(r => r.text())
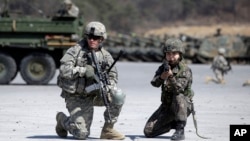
top-left (1, 0), bottom-right (250, 37)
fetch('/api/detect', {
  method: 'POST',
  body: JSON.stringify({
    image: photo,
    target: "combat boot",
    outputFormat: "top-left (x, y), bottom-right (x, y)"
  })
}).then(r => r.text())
top-left (205, 76), bottom-right (213, 83)
top-left (56, 112), bottom-right (68, 138)
top-left (100, 122), bottom-right (125, 140)
top-left (218, 79), bottom-right (226, 84)
top-left (171, 128), bottom-right (185, 140)
top-left (171, 121), bottom-right (185, 140)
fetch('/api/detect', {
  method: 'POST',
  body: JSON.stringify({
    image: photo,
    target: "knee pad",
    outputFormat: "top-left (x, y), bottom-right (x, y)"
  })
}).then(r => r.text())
top-left (110, 87), bottom-right (126, 105)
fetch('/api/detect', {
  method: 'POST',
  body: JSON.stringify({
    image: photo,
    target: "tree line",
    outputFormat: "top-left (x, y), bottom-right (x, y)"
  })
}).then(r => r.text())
top-left (1, 0), bottom-right (249, 34)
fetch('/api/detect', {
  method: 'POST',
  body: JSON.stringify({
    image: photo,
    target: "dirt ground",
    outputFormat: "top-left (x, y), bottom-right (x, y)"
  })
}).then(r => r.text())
top-left (144, 24), bottom-right (250, 38)
top-left (0, 62), bottom-right (250, 141)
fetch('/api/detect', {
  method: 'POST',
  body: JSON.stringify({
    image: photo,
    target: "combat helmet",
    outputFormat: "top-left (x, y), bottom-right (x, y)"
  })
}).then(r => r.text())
top-left (162, 38), bottom-right (184, 54)
top-left (85, 21), bottom-right (107, 39)
top-left (218, 47), bottom-right (226, 55)
top-left (64, 0), bottom-right (72, 4)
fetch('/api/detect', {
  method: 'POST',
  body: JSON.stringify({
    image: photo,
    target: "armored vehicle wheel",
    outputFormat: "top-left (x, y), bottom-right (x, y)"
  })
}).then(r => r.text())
top-left (0, 53), bottom-right (17, 84)
top-left (20, 53), bottom-right (56, 85)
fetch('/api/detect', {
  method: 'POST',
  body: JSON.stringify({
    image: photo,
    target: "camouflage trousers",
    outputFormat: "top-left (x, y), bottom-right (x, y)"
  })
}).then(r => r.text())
top-left (144, 94), bottom-right (191, 137)
top-left (213, 69), bottom-right (224, 83)
top-left (60, 91), bottom-right (123, 139)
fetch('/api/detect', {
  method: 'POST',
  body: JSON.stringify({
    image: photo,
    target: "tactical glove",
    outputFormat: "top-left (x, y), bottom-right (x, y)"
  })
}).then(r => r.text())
top-left (85, 65), bottom-right (95, 80)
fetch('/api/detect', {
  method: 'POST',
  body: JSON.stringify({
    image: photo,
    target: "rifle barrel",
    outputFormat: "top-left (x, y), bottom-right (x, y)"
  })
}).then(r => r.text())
top-left (107, 50), bottom-right (124, 73)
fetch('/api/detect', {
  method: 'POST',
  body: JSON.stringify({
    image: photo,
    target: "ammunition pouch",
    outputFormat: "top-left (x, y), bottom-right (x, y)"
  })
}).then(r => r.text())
top-left (184, 89), bottom-right (194, 99)
top-left (57, 75), bottom-right (78, 94)
top-left (57, 75), bottom-right (86, 94)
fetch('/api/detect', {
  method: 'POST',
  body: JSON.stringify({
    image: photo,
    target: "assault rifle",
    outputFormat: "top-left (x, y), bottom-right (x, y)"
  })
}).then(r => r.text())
top-left (225, 61), bottom-right (232, 74)
top-left (152, 60), bottom-right (169, 78)
top-left (90, 50), bottom-right (124, 122)
top-left (163, 60), bottom-right (169, 72)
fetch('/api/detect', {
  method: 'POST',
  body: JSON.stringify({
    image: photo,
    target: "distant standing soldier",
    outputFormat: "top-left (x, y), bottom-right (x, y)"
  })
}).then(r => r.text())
top-left (144, 38), bottom-right (194, 140)
top-left (57, 0), bottom-right (79, 17)
top-left (206, 47), bottom-right (231, 84)
top-left (56, 21), bottom-right (126, 140)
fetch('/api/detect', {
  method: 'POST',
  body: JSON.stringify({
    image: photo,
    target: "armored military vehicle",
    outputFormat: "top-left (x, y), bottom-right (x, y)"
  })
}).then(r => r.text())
top-left (2, 2), bottom-right (249, 85)
top-left (183, 34), bottom-right (250, 64)
top-left (106, 33), bottom-right (250, 64)
top-left (104, 33), bottom-right (164, 62)
top-left (198, 35), bottom-right (248, 63)
top-left (0, 10), bottom-right (84, 84)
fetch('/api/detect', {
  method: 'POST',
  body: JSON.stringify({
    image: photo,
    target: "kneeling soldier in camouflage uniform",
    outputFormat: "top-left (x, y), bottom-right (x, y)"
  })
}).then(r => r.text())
top-left (56, 21), bottom-right (126, 140)
top-left (144, 38), bottom-right (193, 140)
top-left (206, 47), bottom-right (231, 84)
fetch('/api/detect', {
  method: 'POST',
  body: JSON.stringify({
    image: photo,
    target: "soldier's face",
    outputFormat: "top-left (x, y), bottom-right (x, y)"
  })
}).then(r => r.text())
top-left (87, 35), bottom-right (103, 50)
top-left (65, 3), bottom-right (72, 10)
top-left (165, 52), bottom-right (180, 65)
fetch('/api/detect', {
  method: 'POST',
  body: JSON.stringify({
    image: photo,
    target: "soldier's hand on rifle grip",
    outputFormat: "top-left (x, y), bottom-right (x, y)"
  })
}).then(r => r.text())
top-left (160, 67), bottom-right (173, 80)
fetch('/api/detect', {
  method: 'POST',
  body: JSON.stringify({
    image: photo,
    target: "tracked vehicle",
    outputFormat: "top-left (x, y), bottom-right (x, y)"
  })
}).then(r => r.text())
top-left (183, 34), bottom-right (250, 64)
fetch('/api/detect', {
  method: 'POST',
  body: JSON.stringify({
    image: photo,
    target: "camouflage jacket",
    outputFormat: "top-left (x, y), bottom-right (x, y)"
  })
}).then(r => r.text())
top-left (151, 61), bottom-right (193, 104)
top-left (211, 55), bottom-right (230, 72)
top-left (57, 39), bottom-right (118, 94)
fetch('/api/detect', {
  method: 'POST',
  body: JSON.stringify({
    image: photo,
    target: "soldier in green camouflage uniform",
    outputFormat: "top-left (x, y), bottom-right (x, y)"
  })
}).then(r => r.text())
top-left (144, 38), bottom-right (193, 140)
top-left (56, 21), bottom-right (126, 140)
top-left (206, 47), bottom-right (231, 84)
